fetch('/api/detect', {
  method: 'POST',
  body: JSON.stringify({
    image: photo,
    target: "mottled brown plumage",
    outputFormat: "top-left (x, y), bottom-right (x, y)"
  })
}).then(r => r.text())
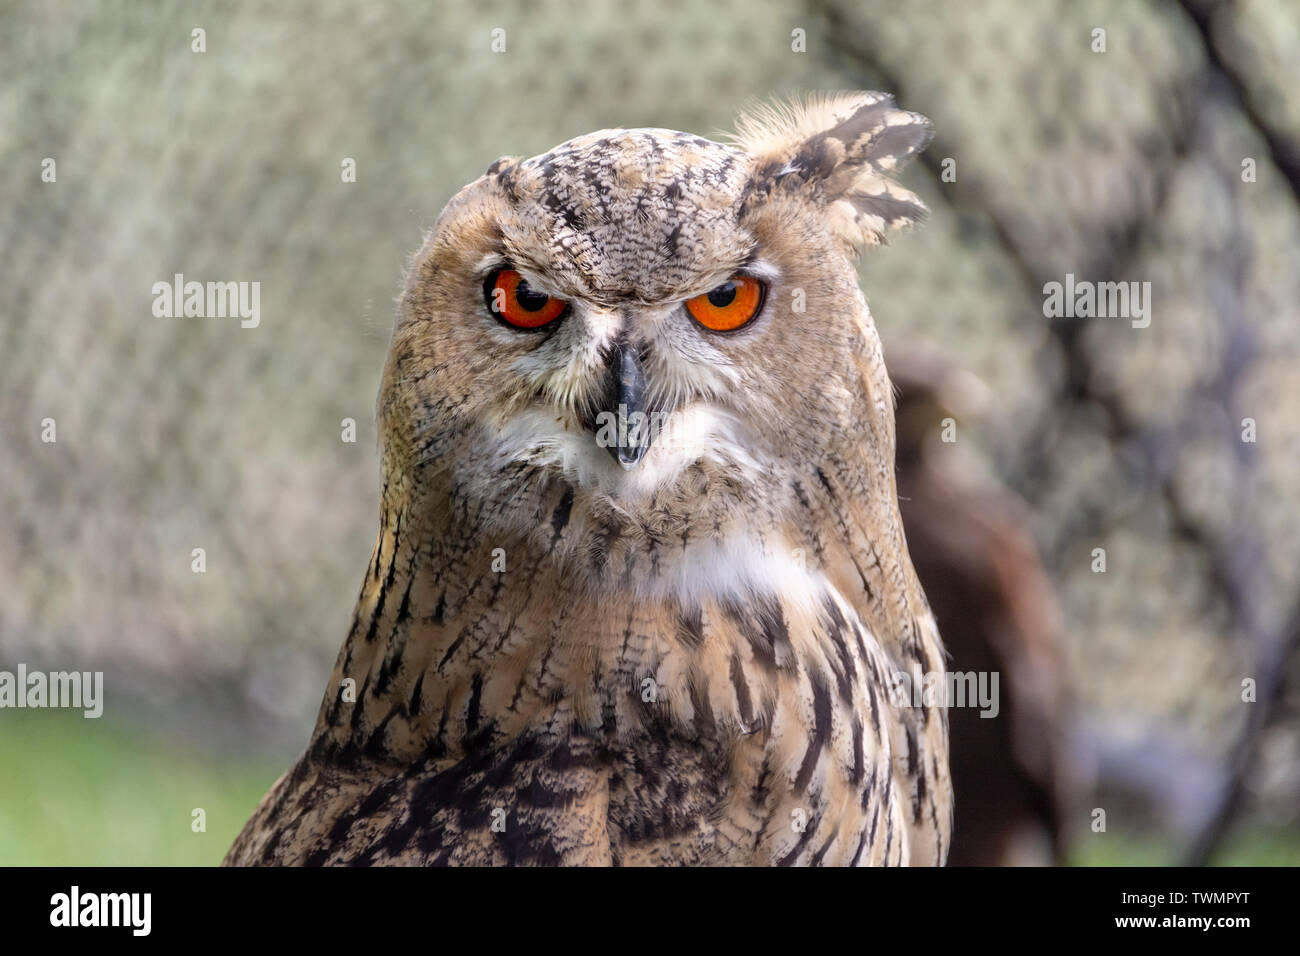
top-left (225, 93), bottom-right (951, 866)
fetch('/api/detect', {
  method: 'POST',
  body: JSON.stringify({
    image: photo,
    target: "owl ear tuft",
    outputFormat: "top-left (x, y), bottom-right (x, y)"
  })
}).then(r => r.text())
top-left (733, 92), bottom-right (933, 251)
top-left (484, 154), bottom-right (521, 177)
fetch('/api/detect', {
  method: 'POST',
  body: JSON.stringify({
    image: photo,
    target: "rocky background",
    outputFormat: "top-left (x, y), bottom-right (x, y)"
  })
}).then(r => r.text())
top-left (1, 0), bottom-right (1296, 863)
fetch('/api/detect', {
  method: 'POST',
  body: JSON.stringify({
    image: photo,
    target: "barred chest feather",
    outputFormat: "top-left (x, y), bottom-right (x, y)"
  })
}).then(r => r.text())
top-left (225, 485), bottom-right (949, 867)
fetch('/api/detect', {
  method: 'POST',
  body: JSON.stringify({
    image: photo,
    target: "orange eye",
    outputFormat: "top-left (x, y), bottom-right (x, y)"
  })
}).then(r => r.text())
top-left (485, 268), bottom-right (569, 330)
top-left (685, 275), bottom-right (766, 332)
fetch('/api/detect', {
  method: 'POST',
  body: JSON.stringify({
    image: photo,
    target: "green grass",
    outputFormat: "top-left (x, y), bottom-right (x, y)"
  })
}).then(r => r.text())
top-left (1068, 827), bottom-right (1300, 866)
top-left (0, 709), bottom-right (285, 866)
top-left (2, 708), bottom-right (1295, 866)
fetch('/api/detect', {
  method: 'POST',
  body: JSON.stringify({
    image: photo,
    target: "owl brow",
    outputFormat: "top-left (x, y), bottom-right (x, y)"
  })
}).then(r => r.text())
top-left (473, 251), bottom-right (508, 276)
top-left (741, 255), bottom-right (782, 284)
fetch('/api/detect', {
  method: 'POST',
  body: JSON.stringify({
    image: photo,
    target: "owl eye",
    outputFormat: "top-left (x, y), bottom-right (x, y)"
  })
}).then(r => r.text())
top-left (484, 268), bottom-right (569, 330)
top-left (685, 275), bottom-right (766, 332)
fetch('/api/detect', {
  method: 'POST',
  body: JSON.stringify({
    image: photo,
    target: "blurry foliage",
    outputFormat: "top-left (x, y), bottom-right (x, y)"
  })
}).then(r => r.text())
top-left (812, 0), bottom-right (1300, 855)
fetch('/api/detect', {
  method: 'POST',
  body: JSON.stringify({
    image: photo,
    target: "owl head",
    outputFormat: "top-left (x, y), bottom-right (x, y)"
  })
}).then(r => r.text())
top-left (381, 93), bottom-right (932, 569)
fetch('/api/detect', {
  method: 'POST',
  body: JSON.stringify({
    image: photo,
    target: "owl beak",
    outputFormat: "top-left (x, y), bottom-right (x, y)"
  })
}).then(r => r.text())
top-left (599, 343), bottom-right (653, 470)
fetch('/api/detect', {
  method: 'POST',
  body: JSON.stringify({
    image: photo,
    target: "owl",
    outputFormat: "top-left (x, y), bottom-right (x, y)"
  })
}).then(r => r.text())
top-left (225, 92), bottom-right (951, 866)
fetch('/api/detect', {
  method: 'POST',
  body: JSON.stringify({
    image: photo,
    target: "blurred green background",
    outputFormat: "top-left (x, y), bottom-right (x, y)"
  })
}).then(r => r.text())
top-left (1, 0), bottom-right (1297, 865)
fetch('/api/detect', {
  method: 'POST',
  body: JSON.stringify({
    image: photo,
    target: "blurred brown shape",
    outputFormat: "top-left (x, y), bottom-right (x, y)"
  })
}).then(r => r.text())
top-left (892, 349), bottom-right (1071, 865)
